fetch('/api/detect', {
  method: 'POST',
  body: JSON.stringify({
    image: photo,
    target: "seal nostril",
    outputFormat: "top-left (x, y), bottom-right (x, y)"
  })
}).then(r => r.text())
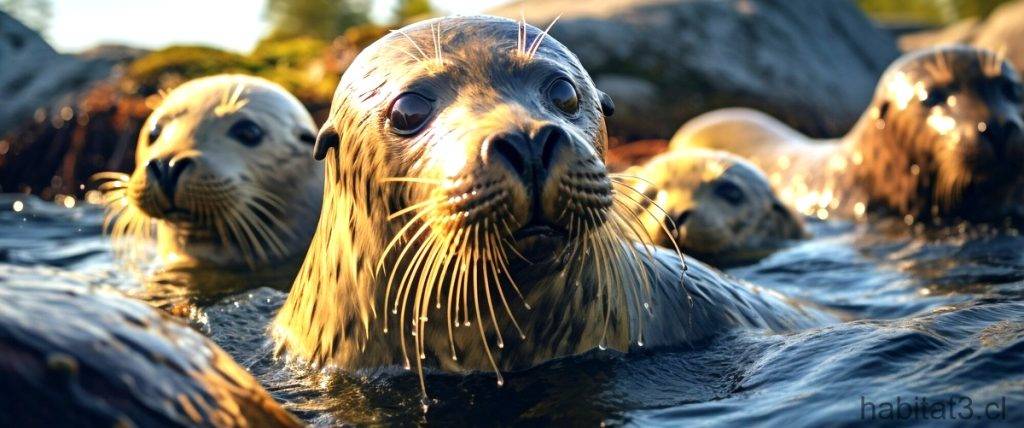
top-left (535, 125), bottom-right (569, 172)
top-left (169, 158), bottom-right (193, 181)
top-left (488, 134), bottom-right (528, 178)
top-left (675, 210), bottom-right (692, 226)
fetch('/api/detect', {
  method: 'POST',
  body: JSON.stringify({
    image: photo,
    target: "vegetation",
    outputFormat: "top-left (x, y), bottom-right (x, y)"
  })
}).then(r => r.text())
top-left (393, 0), bottom-right (433, 24)
top-left (857, 0), bottom-right (1015, 24)
top-left (263, 0), bottom-right (369, 41)
top-left (127, 46), bottom-right (259, 93)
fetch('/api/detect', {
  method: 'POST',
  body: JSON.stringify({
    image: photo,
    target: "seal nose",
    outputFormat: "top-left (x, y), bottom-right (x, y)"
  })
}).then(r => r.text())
top-left (145, 156), bottom-right (194, 200)
top-left (483, 124), bottom-right (570, 183)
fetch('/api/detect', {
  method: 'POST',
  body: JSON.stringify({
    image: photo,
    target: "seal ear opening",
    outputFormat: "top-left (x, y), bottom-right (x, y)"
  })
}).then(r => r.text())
top-left (598, 91), bottom-right (615, 117)
top-left (313, 124), bottom-right (339, 161)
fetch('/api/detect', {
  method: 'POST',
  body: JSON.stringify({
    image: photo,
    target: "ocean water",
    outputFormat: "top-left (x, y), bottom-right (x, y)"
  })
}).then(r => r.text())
top-left (2, 193), bottom-right (1022, 426)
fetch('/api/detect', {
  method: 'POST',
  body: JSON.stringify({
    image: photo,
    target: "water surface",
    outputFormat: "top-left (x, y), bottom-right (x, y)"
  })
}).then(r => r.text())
top-left (2, 194), bottom-right (1022, 426)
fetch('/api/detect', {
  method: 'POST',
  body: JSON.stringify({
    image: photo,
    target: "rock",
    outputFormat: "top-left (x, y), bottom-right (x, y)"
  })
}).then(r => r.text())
top-left (491, 0), bottom-right (900, 140)
top-left (0, 11), bottom-right (114, 137)
top-left (900, 0), bottom-right (1024, 73)
top-left (0, 265), bottom-right (301, 426)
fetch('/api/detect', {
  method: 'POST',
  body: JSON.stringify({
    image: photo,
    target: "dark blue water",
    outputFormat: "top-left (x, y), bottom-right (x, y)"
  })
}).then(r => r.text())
top-left (2, 193), bottom-right (1023, 426)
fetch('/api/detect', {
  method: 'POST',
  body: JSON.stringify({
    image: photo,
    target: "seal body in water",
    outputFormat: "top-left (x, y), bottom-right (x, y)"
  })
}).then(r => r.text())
top-left (272, 15), bottom-right (829, 400)
top-left (0, 265), bottom-right (299, 427)
top-left (671, 46), bottom-right (1024, 225)
top-left (95, 74), bottom-right (323, 295)
top-left (626, 148), bottom-right (805, 267)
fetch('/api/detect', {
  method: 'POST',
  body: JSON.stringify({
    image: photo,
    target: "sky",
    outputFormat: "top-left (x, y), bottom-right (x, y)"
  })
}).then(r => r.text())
top-left (43, 0), bottom-right (513, 53)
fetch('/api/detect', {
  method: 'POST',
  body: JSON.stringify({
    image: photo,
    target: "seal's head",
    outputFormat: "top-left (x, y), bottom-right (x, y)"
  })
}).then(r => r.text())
top-left (97, 75), bottom-right (323, 270)
top-left (632, 149), bottom-right (805, 267)
top-left (276, 16), bottom-right (677, 400)
top-left (853, 45), bottom-right (1024, 221)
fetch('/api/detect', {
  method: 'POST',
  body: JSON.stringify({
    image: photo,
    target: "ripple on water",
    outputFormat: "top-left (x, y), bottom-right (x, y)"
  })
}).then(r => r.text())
top-left (1, 194), bottom-right (1023, 425)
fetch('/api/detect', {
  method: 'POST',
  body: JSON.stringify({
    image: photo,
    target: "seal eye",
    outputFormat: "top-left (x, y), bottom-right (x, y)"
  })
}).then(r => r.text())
top-left (547, 78), bottom-right (580, 115)
top-left (229, 119), bottom-right (264, 147)
top-left (389, 93), bottom-right (433, 135)
top-left (713, 181), bottom-right (745, 205)
top-left (148, 122), bottom-right (163, 142)
top-left (922, 88), bottom-right (948, 107)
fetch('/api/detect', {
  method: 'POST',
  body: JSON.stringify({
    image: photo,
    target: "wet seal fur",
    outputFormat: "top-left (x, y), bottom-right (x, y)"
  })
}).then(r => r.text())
top-left (95, 75), bottom-right (323, 295)
top-left (671, 46), bottom-right (1024, 226)
top-left (627, 148), bottom-right (805, 267)
top-left (272, 16), bottom-right (829, 403)
top-left (0, 265), bottom-right (299, 427)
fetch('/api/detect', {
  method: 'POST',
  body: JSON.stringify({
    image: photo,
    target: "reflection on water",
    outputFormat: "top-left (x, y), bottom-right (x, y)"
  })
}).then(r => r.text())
top-left (2, 194), bottom-right (1023, 424)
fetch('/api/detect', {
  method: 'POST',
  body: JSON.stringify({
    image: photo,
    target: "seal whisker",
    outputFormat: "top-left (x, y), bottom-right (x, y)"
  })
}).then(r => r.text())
top-left (527, 14), bottom-right (561, 59)
top-left (390, 29), bottom-right (429, 61)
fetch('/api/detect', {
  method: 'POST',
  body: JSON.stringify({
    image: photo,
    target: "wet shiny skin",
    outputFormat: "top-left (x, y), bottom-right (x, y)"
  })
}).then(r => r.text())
top-left (3, 195), bottom-right (1023, 424)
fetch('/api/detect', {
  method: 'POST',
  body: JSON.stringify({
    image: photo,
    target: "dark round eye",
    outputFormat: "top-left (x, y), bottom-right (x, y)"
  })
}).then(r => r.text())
top-left (389, 92), bottom-right (433, 135)
top-left (547, 78), bottom-right (579, 114)
top-left (147, 122), bottom-right (163, 142)
top-left (1004, 79), bottom-right (1023, 103)
top-left (229, 119), bottom-right (264, 147)
top-left (922, 87), bottom-right (948, 107)
top-left (713, 181), bottom-right (745, 205)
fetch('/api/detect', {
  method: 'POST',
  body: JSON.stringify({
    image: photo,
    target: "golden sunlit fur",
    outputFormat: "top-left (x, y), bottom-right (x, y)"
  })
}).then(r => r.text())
top-left (672, 46), bottom-right (1024, 225)
top-left (626, 148), bottom-right (806, 267)
top-left (95, 75), bottom-right (322, 288)
top-left (273, 16), bottom-right (830, 405)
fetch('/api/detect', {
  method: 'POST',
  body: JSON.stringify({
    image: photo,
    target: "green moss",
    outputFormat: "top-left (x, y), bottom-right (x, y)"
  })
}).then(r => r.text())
top-left (128, 46), bottom-right (259, 93)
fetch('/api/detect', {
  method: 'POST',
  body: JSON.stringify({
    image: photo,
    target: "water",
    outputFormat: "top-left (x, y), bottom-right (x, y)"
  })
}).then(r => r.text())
top-left (2, 193), bottom-right (1023, 426)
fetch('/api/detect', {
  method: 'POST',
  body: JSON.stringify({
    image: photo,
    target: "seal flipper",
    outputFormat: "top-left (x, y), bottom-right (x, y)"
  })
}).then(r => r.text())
top-left (313, 123), bottom-right (340, 161)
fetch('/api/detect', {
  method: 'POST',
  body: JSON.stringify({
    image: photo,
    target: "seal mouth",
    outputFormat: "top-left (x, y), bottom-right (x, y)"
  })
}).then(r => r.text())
top-left (513, 221), bottom-right (565, 240)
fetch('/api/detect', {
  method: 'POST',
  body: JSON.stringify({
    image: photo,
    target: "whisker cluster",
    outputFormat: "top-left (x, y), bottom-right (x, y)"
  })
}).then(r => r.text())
top-left (93, 171), bottom-right (296, 270)
top-left (377, 172), bottom-right (687, 405)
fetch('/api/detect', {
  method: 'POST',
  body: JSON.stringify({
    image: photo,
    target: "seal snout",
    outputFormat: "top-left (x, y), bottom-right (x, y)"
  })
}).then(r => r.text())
top-left (145, 156), bottom-right (194, 204)
top-left (481, 123), bottom-right (587, 235)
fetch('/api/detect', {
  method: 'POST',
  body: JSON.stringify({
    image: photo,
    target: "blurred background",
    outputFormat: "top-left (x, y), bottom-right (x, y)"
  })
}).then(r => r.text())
top-left (1, 0), bottom-right (1022, 203)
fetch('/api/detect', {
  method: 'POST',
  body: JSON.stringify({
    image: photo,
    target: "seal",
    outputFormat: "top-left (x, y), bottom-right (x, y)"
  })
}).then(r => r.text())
top-left (95, 74), bottom-right (323, 293)
top-left (626, 148), bottom-right (806, 267)
top-left (271, 15), bottom-right (829, 403)
top-left (0, 265), bottom-right (300, 426)
top-left (670, 46), bottom-right (1024, 225)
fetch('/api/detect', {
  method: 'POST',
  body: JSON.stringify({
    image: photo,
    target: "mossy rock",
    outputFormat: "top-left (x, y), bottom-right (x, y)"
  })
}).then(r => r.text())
top-left (127, 46), bottom-right (259, 94)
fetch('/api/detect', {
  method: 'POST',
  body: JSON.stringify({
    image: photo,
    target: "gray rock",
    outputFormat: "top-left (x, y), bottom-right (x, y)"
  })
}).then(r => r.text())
top-left (0, 11), bottom-right (112, 136)
top-left (900, 0), bottom-right (1024, 73)
top-left (491, 0), bottom-right (900, 139)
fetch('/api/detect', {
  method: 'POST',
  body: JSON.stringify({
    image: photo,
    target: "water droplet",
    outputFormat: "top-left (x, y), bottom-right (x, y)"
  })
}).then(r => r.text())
top-left (524, 303), bottom-right (532, 310)
top-left (496, 377), bottom-right (504, 386)
top-left (598, 343), bottom-right (607, 350)
top-left (637, 341), bottom-right (644, 347)
top-left (497, 342), bottom-right (504, 348)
